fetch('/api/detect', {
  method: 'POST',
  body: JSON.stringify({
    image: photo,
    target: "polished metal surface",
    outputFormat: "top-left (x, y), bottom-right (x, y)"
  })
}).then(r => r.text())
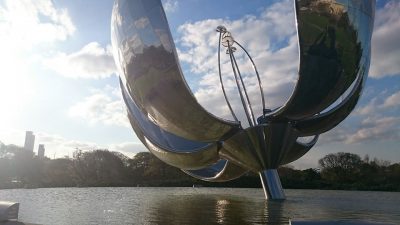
top-left (111, 0), bottom-right (239, 142)
top-left (259, 170), bottom-right (285, 200)
top-left (112, 0), bottom-right (375, 200)
top-left (269, 0), bottom-right (375, 120)
top-left (183, 160), bottom-right (248, 182)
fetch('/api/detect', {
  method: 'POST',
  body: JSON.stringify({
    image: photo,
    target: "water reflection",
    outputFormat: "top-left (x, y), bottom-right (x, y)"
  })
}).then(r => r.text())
top-left (0, 188), bottom-right (399, 225)
top-left (146, 193), bottom-right (289, 225)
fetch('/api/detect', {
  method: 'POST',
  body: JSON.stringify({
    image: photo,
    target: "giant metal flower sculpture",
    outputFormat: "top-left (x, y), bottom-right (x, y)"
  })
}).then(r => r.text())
top-left (111, 0), bottom-right (375, 199)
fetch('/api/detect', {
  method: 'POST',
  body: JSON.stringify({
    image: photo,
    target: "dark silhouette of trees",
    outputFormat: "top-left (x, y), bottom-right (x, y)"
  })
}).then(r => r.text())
top-left (316, 152), bottom-right (400, 191)
top-left (278, 166), bottom-right (324, 189)
top-left (319, 152), bottom-right (362, 184)
top-left (0, 143), bottom-right (399, 191)
top-left (72, 149), bottom-right (129, 186)
top-left (43, 158), bottom-right (76, 187)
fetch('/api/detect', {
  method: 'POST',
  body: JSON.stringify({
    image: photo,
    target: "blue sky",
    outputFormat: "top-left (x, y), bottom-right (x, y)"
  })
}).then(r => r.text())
top-left (0, 0), bottom-right (399, 169)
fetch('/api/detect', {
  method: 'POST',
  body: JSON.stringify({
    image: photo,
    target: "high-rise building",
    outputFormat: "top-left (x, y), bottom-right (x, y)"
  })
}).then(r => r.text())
top-left (24, 131), bottom-right (35, 152)
top-left (38, 144), bottom-right (45, 159)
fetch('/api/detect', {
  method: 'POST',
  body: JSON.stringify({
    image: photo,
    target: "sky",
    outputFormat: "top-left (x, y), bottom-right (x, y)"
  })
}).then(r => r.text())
top-left (0, 0), bottom-right (399, 169)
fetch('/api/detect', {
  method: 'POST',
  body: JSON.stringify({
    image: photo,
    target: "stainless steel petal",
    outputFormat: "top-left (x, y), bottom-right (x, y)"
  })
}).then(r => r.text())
top-left (281, 135), bottom-right (318, 165)
top-left (121, 78), bottom-right (220, 170)
top-left (183, 160), bottom-right (248, 182)
top-left (111, 0), bottom-right (240, 142)
top-left (143, 136), bottom-right (219, 170)
top-left (269, 0), bottom-right (375, 120)
top-left (294, 61), bottom-right (368, 136)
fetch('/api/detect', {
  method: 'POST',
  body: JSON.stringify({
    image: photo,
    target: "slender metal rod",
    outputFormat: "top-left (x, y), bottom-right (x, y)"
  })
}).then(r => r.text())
top-left (227, 41), bottom-right (254, 127)
top-left (235, 41), bottom-right (266, 116)
top-left (218, 33), bottom-right (238, 122)
top-left (231, 52), bottom-right (256, 126)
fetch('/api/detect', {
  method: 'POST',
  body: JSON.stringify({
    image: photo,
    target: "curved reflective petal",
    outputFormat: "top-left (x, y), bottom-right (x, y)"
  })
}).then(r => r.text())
top-left (111, 0), bottom-right (239, 142)
top-left (183, 160), bottom-right (248, 182)
top-left (270, 0), bottom-right (375, 120)
top-left (281, 135), bottom-right (318, 165)
top-left (294, 61), bottom-right (367, 136)
top-left (143, 136), bottom-right (219, 170)
top-left (122, 79), bottom-right (220, 170)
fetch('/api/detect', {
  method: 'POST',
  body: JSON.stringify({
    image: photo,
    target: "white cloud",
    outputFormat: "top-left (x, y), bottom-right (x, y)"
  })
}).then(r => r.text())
top-left (370, 1), bottom-right (400, 78)
top-left (354, 97), bottom-right (380, 116)
top-left (318, 87), bottom-right (400, 145)
top-left (68, 86), bottom-right (129, 127)
top-left (345, 116), bottom-right (400, 144)
top-left (134, 17), bottom-right (150, 29)
top-left (355, 89), bottom-right (400, 116)
top-left (0, 0), bottom-right (75, 49)
top-left (162, 0), bottom-right (179, 13)
top-left (383, 91), bottom-right (400, 108)
top-left (108, 142), bottom-right (147, 157)
top-left (176, 0), bottom-right (297, 124)
top-left (44, 42), bottom-right (117, 79)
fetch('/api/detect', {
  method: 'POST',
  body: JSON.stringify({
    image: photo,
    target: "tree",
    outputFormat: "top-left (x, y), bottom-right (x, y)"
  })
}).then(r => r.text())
top-left (319, 152), bottom-right (362, 170)
top-left (127, 152), bottom-right (193, 186)
top-left (72, 149), bottom-right (128, 186)
top-left (44, 158), bottom-right (76, 187)
top-left (319, 152), bottom-right (362, 184)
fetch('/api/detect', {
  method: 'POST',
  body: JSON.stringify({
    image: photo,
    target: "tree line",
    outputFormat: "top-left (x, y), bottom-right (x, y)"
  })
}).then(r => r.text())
top-left (0, 141), bottom-right (399, 191)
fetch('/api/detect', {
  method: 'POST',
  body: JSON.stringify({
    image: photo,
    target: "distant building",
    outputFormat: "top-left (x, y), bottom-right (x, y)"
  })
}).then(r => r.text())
top-left (38, 144), bottom-right (45, 159)
top-left (24, 131), bottom-right (35, 152)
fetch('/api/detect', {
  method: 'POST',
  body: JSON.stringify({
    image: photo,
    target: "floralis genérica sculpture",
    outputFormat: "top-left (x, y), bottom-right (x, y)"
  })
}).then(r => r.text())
top-left (111, 0), bottom-right (375, 200)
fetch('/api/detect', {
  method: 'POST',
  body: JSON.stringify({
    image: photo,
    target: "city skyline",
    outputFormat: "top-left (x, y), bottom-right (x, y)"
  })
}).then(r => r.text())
top-left (0, 0), bottom-right (399, 169)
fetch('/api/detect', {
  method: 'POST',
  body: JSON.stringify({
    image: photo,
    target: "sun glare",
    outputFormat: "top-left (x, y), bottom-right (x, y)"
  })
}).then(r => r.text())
top-left (0, 44), bottom-right (34, 128)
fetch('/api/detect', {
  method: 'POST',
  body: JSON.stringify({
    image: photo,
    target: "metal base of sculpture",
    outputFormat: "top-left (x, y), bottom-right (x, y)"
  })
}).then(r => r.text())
top-left (260, 170), bottom-right (285, 200)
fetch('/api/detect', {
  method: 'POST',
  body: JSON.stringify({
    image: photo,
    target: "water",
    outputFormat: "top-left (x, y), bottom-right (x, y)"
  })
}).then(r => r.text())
top-left (0, 188), bottom-right (399, 225)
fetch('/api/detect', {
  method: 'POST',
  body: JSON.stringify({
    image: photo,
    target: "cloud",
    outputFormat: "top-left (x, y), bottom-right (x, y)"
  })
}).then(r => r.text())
top-left (68, 86), bottom-right (129, 127)
top-left (0, 0), bottom-right (75, 48)
top-left (354, 97), bottom-right (381, 116)
top-left (162, 0), bottom-right (179, 13)
top-left (44, 42), bottom-right (117, 79)
top-left (176, 0), bottom-right (297, 124)
top-left (383, 90), bottom-right (400, 108)
top-left (354, 89), bottom-right (400, 116)
top-left (34, 132), bottom-right (144, 159)
top-left (134, 17), bottom-right (150, 29)
top-left (370, 1), bottom-right (400, 78)
top-left (108, 142), bottom-right (147, 157)
top-left (318, 87), bottom-right (400, 145)
top-left (345, 116), bottom-right (400, 144)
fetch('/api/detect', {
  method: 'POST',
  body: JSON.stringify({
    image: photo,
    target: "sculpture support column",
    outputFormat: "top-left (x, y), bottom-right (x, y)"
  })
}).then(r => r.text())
top-left (259, 169), bottom-right (285, 200)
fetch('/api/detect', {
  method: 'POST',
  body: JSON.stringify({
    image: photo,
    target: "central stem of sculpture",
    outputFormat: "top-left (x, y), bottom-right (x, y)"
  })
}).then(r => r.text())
top-left (216, 25), bottom-right (266, 127)
top-left (216, 26), bottom-right (285, 200)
